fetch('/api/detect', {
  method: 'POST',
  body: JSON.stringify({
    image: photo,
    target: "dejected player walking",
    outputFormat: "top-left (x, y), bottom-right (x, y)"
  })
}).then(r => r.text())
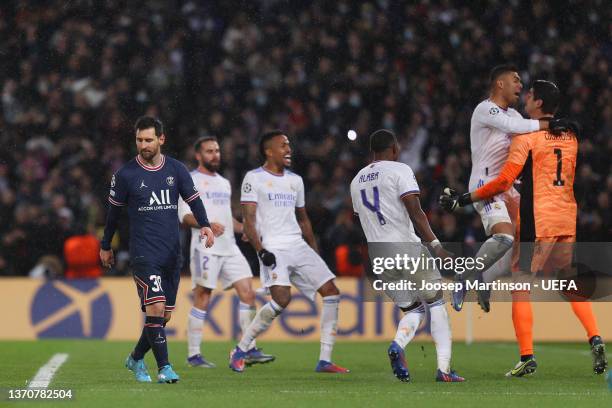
top-left (100, 116), bottom-right (214, 383)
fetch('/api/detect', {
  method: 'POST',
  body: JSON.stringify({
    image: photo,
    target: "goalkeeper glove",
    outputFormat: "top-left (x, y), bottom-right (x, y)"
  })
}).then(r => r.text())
top-left (258, 249), bottom-right (277, 268)
top-left (439, 187), bottom-right (473, 212)
top-left (549, 118), bottom-right (581, 137)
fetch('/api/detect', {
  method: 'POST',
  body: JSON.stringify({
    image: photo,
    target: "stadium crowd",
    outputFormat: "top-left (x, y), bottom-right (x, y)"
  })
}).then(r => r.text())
top-left (0, 0), bottom-right (610, 276)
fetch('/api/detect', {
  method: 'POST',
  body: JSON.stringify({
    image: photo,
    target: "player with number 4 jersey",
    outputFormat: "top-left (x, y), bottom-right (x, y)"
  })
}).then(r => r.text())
top-left (351, 129), bottom-right (464, 383)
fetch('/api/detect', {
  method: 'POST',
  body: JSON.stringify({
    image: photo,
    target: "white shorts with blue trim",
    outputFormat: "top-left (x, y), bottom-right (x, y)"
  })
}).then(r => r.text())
top-left (259, 240), bottom-right (335, 301)
top-left (190, 248), bottom-right (252, 290)
top-left (473, 182), bottom-right (520, 235)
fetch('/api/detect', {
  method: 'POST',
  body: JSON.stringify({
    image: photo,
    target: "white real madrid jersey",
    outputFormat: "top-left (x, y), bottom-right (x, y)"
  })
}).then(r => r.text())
top-left (240, 167), bottom-right (305, 249)
top-left (178, 170), bottom-right (239, 256)
top-left (469, 99), bottom-right (539, 189)
top-left (350, 160), bottom-right (421, 243)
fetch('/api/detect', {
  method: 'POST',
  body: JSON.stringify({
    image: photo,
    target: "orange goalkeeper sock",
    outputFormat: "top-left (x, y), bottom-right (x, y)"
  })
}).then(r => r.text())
top-left (570, 301), bottom-right (600, 340)
top-left (512, 293), bottom-right (534, 357)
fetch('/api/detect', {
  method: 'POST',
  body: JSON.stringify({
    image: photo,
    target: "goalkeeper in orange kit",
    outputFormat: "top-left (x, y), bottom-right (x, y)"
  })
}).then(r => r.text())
top-left (440, 80), bottom-right (608, 377)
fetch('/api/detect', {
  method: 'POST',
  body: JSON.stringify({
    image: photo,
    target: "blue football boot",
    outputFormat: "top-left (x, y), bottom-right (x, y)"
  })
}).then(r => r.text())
top-left (387, 341), bottom-right (410, 382)
top-left (157, 364), bottom-right (179, 383)
top-left (436, 369), bottom-right (465, 382)
top-left (452, 274), bottom-right (467, 312)
top-left (187, 354), bottom-right (216, 368)
top-left (229, 346), bottom-right (248, 373)
top-left (125, 354), bottom-right (152, 383)
top-left (245, 348), bottom-right (275, 366)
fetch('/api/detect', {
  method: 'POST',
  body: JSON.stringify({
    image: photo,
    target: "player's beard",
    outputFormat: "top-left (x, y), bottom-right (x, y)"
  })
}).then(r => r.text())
top-left (139, 146), bottom-right (158, 161)
top-left (203, 160), bottom-right (220, 173)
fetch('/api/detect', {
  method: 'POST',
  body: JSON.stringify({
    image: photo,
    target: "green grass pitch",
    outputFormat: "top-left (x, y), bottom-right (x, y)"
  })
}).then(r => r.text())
top-left (1, 340), bottom-right (610, 407)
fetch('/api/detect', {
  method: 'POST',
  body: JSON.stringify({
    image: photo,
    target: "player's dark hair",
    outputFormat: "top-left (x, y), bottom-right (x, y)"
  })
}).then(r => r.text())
top-left (193, 136), bottom-right (218, 152)
top-left (134, 116), bottom-right (164, 137)
top-left (489, 64), bottom-right (519, 85)
top-left (369, 129), bottom-right (397, 153)
top-left (531, 80), bottom-right (560, 114)
top-left (259, 130), bottom-right (285, 158)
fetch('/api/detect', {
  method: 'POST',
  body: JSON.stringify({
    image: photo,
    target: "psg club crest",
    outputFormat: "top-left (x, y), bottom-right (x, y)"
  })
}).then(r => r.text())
top-left (166, 176), bottom-right (175, 186)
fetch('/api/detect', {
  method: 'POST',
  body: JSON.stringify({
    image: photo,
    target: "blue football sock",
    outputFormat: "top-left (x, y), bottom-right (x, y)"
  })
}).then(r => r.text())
top-left (132, 327), bottom-right (151, 360)
top-left (144, 316), bottom-right (169, 369)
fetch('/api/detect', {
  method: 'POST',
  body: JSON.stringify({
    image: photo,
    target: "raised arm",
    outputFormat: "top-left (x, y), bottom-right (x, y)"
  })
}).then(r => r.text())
top-left (475, 103), bottom-right (546, 134)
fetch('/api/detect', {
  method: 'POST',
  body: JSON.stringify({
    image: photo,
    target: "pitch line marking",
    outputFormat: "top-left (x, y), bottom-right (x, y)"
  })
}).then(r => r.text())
top-left (27, 353), bottom-right (69, 388)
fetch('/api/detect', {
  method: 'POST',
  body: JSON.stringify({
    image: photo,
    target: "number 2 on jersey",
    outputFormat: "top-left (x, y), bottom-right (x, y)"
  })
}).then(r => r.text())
top-left (360, 186), bottom-right (386, 225)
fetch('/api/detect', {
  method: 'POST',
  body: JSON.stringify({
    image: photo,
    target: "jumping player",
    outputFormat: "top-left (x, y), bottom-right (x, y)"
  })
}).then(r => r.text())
top-left (444, 64), bottom-right (570, 312)
top-left (228, 131), bottom-right (349, 374)
top-left (440, 80), bottom-right (607, 376)
top-left (100, 116), bottom-right (214, 383)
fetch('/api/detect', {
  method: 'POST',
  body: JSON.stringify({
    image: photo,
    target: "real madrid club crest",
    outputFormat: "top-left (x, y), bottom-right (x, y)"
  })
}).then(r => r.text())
top-left (166, 176), bottom-right (175, 186)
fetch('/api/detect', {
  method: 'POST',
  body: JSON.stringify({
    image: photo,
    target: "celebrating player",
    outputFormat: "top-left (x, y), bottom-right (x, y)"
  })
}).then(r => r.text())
top-left (439, 80), bottom-right (607, 377)
top-left (445, 64), bottom-right (571, 312)
top-left (179, 136), bottom-right (274, 368)
top-left (228, 131), bottom-right (349, 374)
top-left (100, 116), bottom-right (214, 383)
top-left (351, 129), bottom-right (464, 383)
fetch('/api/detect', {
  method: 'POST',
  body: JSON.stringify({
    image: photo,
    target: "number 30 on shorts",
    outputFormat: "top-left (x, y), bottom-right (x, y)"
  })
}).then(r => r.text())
top-left (149, 275), bottom-right (162, 292)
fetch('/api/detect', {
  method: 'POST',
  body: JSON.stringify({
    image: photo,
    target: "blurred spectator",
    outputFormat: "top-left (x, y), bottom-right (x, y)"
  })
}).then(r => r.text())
top-left (0, 0), bottom-right (610, 276)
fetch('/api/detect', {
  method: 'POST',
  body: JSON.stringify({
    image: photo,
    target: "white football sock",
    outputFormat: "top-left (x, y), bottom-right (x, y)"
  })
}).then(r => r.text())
top-left (394, 304), bottom-right (425, 349)
top-left (319, 295), bottom-right (340, 362)
top-left (473, 233), bottom-right (513, 281)
top-left (482, 245), bottom-right (512, 283)
top-left (187, 307), bottom-right (207, 357)
top-left (238, 300), bottom-right (283, 352)
top-left (429, 300), bottom-right (452, 373)
top-left (239, 302), bottom-right (257, 350)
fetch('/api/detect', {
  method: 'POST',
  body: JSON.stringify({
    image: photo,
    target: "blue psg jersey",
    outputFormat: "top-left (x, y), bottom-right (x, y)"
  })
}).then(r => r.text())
top-left (108, 155), bottom-right (201, 267)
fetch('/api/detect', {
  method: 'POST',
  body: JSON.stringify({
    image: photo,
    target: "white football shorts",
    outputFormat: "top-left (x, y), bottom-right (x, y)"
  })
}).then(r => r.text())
top-left (259, 240), bottom-right (335, 300)
top-left (472, 181), bottom-right (520, 235)
top-left (191, 248), bottom-right (252, 290)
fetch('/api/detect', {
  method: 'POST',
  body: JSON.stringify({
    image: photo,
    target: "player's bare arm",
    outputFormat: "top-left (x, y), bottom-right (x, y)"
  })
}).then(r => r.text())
top-left (232, 217), bottom-right (244, 235)
top-left (242, 202), bottom-right (263, 252)
top-left (182, 213), bottom-right (224, 238)
top-left (296, 207), bottom-right (318, 253)
top-left (402, 193), bottom-right (451, 259)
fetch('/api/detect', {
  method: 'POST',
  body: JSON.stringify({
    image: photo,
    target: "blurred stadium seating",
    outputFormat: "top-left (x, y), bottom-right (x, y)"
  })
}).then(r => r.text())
top-left (0, 0), bottom-right (610, 276)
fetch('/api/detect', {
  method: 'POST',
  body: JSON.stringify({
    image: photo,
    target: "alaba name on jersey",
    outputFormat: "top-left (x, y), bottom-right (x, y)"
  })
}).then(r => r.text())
top-left (350, 160), bottom-right (421, 243)
top-left (109, 154), bottom-right (201, 267)
top-left (178, 170), bottom-right (239, 256)
top-left (469, 99), bottom-right (539, 190)
top-left (240, 167), bottom-right (305, 249)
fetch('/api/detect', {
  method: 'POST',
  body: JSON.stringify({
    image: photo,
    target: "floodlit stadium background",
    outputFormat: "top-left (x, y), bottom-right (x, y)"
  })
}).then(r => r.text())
top-left (0, 1), bottom-right (610, 341)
